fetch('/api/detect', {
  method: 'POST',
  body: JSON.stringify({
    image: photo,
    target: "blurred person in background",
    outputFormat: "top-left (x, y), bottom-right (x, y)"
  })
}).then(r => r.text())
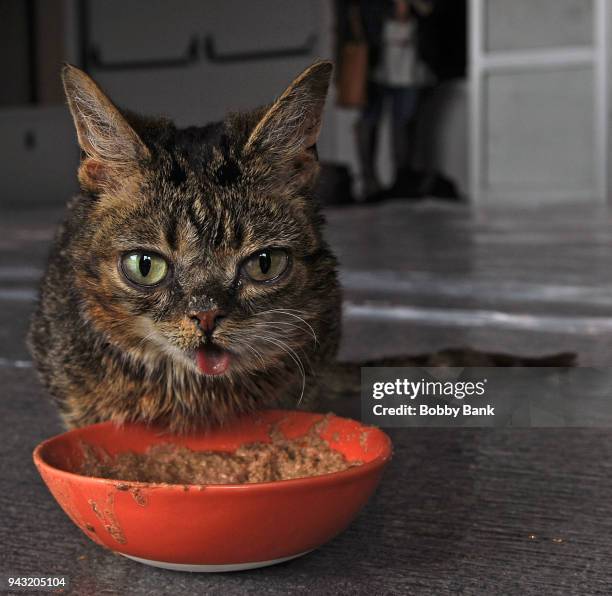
top-left (336, 0), bottom-right (465, 202)
top-left (357, 0), bottom-right (431, 200)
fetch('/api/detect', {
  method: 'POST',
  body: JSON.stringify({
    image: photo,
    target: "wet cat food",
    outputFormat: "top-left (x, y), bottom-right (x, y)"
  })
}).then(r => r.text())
top-left (78, 431), bottom-right (360, 485)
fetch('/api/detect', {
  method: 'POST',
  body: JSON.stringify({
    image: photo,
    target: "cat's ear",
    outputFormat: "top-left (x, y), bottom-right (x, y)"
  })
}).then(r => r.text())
top-left (244, 61), bottom-right (332, 186)
top-left (62, 64), bottom-right (150, 192)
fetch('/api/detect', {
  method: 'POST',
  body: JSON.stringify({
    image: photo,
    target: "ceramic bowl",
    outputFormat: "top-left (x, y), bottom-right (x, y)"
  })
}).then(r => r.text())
top-left (33, 409), bottom-right (391, 571)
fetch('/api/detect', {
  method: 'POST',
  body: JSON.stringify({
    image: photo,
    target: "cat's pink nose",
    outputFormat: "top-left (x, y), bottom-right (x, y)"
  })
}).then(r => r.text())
top-left (190, 309), bottom-right (225, 334)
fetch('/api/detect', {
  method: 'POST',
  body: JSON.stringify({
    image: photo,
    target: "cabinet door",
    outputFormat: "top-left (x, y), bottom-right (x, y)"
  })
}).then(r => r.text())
top-left (197, 1), bottom-right (319, 119)
top-left (87, 0), bottom-right (205, 126)
top-left (469, 0), bottom-right (607, 203)
top-left (86, 0), bottom-right (320, 126)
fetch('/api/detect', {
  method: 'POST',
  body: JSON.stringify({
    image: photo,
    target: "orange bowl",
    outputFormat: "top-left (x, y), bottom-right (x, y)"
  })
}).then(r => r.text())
top-left (33, 410), bottom-right (391, 572)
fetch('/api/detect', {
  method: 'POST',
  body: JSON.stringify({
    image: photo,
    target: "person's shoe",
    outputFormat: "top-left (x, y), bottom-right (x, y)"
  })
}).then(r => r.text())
top-left (386, 167), bottom-right (425, 200)
top-left (362, 187), bottom-right (390, 203)
top-left (358, 176), bottom-right (385, 202)
top-left (420, 172), bottom-right (463, 201)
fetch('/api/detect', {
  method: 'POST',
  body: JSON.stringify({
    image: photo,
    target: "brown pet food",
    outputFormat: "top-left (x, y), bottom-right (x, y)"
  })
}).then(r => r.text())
top-left (78, 429), bottom-right (360, 485)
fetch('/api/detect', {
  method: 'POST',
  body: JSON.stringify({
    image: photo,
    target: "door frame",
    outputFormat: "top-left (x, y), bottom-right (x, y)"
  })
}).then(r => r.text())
top-left (469, 0), bottom-right (608, 204)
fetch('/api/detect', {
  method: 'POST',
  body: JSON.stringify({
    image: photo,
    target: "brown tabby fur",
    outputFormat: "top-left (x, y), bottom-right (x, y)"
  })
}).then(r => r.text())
top-left (28, 62), bottom-right (575, 433)
top-left (28, 62), bottom-right (341, 433)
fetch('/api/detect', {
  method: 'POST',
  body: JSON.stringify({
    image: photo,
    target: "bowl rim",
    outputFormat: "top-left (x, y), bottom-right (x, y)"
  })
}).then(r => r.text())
top-left (33, 411), bottom-right (393, 492)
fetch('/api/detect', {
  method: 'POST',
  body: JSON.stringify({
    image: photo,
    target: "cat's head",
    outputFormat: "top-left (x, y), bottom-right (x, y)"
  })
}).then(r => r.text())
top-left (62, 62), bottom-right (339, 389)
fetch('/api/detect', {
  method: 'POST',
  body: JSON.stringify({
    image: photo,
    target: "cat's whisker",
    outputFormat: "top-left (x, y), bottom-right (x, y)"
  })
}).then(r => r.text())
top-left (254, 309), bottom-right (318, 345)
top-left (256, 333), bottom-right (306, 377)
top-left (270, 310), bottom-right (318, 346)
top-left (254, 324), bottom-right (315, 376)
top-left (134, 329), bottom-right (163, 351)
top-left (251, 320), bottom-right (308, 338)
top-left (241, 341), bottom-right (267, 370)
top-left (256, 333), bottom-right (306, 406)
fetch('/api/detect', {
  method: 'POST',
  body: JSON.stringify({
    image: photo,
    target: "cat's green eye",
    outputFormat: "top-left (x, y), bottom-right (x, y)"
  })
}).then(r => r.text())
top-left (121, 251), bottom-right (169, 286)
top-left (243, 249), bottom-right (289, 282)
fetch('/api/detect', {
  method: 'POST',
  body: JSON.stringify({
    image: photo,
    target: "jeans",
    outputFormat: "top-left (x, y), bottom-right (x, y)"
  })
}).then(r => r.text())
top-left (362, 82), bottom-right (420, 129)
top-left (356, 82), bottom-right (420, 195)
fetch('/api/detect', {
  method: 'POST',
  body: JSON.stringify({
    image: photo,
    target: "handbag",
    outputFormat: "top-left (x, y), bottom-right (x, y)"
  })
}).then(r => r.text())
top-left (336, 5), bottom-right (368, 108)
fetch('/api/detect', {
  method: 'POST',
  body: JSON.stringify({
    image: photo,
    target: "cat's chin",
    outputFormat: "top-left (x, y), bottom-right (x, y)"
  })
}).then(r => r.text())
top-left (195, 345), bottom-right (232, 376)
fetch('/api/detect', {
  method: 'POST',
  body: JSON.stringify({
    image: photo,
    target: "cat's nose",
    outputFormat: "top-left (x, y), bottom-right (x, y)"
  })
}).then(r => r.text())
top-left (190, 309), bottom-right (226, 334)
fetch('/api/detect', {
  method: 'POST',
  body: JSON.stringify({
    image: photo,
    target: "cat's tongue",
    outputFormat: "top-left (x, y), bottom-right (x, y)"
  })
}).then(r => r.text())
top-left (196, 346), bottom-right (231, 375)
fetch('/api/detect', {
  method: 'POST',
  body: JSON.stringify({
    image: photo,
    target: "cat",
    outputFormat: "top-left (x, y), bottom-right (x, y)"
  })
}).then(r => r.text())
top-left (28, 61), bottom-right (341, 433)
top-left (28, 62), bottom-right (575, 434)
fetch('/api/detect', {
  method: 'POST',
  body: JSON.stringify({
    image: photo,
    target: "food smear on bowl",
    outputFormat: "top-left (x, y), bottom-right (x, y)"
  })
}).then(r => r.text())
top-left (78, 426), bottom-right (362, 485)
top-left (33, 411), bottom-right (391, 570)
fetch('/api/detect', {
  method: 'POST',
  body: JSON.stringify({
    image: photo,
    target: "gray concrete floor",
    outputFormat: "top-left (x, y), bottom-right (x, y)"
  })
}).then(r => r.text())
top-left (5, 198), bottom-right (612, 593)
top-left (327, 200), bottom-right (612, 365)
top-left (2, 199), bottom-right (612, 371)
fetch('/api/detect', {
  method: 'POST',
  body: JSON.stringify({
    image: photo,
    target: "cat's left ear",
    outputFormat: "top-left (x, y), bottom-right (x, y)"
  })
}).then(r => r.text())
top-left (244, 61), bottom-right (332, 187)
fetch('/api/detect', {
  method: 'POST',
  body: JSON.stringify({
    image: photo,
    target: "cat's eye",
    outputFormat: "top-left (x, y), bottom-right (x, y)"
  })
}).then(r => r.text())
top-left (242, 249), bottom-right (289, 282)
top-left (121, 251), bottom-right (169, 286)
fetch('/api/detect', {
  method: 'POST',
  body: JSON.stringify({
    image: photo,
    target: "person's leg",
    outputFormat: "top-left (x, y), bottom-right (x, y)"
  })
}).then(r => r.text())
top-left (355, 81), bottom-right (385, 198)
top-left (390, 86), bottom-right (419, 176)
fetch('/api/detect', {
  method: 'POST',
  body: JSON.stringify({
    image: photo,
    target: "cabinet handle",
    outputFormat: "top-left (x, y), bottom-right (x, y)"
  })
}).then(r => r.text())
top-left (88, 36), bottom-right (200, 71)
top-left (204, 34), bottom-right (317, 63)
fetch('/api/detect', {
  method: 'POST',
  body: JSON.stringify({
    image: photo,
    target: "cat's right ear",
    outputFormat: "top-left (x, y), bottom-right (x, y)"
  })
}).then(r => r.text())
top-left (62, 64), bottom-right (150, 193)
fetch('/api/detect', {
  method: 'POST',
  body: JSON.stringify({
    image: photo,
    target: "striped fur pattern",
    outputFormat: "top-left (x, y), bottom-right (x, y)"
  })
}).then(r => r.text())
top-left (28, 62), bottom-right (341, 433)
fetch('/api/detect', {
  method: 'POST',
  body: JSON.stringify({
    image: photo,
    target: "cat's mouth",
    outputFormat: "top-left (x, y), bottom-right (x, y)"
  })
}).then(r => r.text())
top-left (195, 344), bottom-right (232, 376)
